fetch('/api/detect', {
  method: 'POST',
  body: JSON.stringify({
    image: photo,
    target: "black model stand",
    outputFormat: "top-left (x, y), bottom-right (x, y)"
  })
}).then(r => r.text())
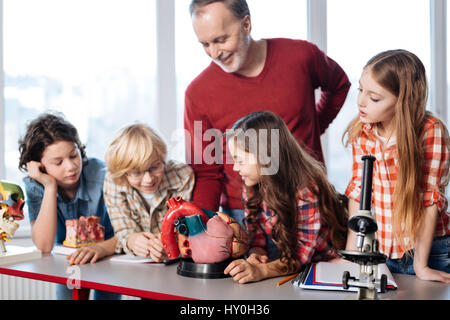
top-left (176, 258), bottom-right (232, 279)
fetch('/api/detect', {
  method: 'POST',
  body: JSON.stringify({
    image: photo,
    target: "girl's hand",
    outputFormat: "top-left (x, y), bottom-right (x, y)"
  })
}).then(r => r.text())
top-left (67, 245), bottom-right (106, 265)
top-left (246, 252), bottom-right (269, 264)
top-left (414, 265), bottom-right (450, 283)
top-left (224, 259), bottom-right (265, 284)
top-left (26, 161), bottom-right (56, 188)
top-left (247, 247), bottom-right (269, 264)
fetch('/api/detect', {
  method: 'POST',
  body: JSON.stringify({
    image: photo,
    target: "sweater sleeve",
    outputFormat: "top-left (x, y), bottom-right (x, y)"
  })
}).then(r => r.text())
top-left (309, 43), bottom-right (351, 134)
top-left (184, 92), bottom-right (224, 211)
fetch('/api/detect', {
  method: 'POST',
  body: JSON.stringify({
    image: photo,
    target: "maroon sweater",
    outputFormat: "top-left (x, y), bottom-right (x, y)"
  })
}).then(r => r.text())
top-left (184, 38), bottom-right (351, 211)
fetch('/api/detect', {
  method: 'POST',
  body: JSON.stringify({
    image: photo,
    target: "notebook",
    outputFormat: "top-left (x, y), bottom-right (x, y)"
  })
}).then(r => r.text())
top-left (109, 254), bottom-right (156, 264)
top-left (292, 261), bottom-right (397, 292)
top-left (52, 245), bottom-right (78, 256)
top-left (53, 246), bottom-right (166, 264)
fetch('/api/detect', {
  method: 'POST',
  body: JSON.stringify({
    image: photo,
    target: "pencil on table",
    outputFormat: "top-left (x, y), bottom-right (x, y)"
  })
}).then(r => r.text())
top-left (277, 273), bottom-right (299, 286)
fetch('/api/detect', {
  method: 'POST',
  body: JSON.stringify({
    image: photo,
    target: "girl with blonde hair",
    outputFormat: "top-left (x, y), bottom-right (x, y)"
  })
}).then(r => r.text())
top-left (103, 123), bottom-right (194, 261)
top-left (344, 49), bottom-right (450, 283)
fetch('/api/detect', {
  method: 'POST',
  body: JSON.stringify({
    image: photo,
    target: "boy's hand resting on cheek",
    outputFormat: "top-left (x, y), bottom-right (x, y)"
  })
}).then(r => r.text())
top-left (26, 161), bottom-right (56, 188)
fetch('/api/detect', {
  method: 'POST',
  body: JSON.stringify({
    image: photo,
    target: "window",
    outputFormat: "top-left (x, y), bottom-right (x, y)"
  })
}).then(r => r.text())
top-left (326, 0), bottom-right (431, 193)
top-left (175, 0), bottom-right (211, 132)
top-left (2, 1), bottom-right (446, 234)
top-left (4, 0), bottom-right (157, 231)
top-left (246, 0), bottom-right (307, 41)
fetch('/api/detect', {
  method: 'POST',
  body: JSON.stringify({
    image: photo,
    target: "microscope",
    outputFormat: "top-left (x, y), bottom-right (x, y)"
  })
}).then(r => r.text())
top-left (338, 155), bottom-right (388, 300)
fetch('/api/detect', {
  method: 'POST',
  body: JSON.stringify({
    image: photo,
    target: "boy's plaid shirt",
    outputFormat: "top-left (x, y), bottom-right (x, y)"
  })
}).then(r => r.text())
top-left (245, 186), bottom-right (337, 265)
top-left (103, 160), bottom-right (195, 254)
top-left (346, 116), bottom-right (450, 259)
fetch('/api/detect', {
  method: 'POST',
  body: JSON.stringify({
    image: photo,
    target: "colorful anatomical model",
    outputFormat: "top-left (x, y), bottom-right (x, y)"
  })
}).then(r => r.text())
top-left (0, 181), bottom-right (25, 254)
top-left (63, 216), bottom-right (105, 248)
top-left (161, 197), bottom-right (248, 264)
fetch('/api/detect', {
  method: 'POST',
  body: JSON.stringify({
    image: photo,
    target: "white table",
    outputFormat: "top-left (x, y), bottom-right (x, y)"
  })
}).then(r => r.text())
top-left (0, 253), bottom-right (448, 300)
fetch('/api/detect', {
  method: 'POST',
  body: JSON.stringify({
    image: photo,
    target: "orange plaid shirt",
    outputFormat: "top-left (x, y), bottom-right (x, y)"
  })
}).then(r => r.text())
top-left (346, 115), bottom-right (450, 259)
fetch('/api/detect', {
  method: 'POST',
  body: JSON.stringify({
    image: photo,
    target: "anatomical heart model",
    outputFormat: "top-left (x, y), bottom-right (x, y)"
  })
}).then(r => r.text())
top-left (161, 197), bottom-right (248, 264)
top-left (0, 181), bottom-right (25, 254)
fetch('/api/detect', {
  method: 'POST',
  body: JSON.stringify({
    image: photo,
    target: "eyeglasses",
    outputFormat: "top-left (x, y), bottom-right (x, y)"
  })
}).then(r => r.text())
top-left (126, 161), bottom-right (164, 180)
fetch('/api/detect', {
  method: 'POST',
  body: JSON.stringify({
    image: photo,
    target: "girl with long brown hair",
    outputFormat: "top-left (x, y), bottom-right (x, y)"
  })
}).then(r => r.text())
top-left (344, 49), bottom-right (450, 283)
top-left (224, 111), bottom-right (347, 283)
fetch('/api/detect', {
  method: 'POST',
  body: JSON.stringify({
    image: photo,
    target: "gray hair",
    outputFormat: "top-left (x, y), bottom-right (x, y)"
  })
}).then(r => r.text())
top-left (189, 0), bottom-right (250, 19)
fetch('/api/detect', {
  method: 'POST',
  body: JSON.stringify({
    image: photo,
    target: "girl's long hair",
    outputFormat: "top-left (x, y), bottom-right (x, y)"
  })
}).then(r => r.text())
top-left (230, 111), bottom-right (347, 272)
top-left (343, 49), bottom-right (440, 251)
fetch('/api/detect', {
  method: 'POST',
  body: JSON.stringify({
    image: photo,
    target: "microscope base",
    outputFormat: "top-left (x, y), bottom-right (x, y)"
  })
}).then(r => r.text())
top-left (358, 287), bottom-right (377, 300)
top-left (338, 250), bottom-right (387, 265)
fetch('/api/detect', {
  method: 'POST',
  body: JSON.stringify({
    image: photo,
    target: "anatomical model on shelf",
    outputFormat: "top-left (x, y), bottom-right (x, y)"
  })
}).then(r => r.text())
top-left (0, 181), bottom-right (25, 254)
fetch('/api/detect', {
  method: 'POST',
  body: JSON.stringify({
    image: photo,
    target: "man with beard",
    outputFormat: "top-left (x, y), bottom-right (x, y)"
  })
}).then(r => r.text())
top-left (184, 0), bottom-right (351, 227)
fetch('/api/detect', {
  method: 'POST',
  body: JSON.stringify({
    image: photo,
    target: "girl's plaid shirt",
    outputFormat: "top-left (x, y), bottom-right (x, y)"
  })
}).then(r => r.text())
top-left (103, 160), bottom-right (195, 254)
top-left (244, 187), bottom-right (337, 265)
top-left (346, 115), bottom-right (450, 259)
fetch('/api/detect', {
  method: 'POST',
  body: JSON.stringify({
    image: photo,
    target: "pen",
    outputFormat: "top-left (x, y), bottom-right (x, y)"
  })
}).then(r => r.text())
top-left (277, 273), bottom-right (299, 286)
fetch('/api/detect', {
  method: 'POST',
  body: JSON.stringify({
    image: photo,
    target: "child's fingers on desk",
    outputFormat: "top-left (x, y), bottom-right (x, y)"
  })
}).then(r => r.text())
top-left (67, 249), bottom-right (82, 264)
top-left (224, 259), bottom-right (246, 275)
top-left (71, 248), bottom-right (91, 265)
top-left (88, 252), bottom-right (99, 264)
top-left (247, 253), bottom-right (269, 264)
top-left (78, 251), bottom-right (93, 265)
